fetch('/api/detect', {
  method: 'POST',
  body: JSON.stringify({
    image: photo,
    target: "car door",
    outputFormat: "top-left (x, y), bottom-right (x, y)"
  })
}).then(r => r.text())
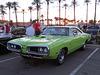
top-left (69, 28), bottom-right (82, 52)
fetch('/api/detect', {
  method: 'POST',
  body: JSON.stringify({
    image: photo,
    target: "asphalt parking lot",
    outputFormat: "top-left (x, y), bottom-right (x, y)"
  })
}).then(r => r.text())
top-left (0, 44), bottom-right (100, 75)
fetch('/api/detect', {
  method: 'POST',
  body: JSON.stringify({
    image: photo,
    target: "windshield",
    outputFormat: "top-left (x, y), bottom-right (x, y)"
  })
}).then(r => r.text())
top-left (41, 27), bottom-right (69, 36)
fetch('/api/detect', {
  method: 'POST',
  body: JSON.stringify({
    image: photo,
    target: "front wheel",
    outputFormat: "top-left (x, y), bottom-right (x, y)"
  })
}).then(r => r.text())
top-left (56, 49), bottom-right (65, 65)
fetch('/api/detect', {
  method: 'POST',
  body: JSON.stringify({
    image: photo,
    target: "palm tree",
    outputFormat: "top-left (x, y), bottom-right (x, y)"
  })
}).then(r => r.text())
top-left (84, 0), bottom-right (90, 25)
top-left (32, 0), bottom-right (42, 22)
top-left (56, 0), bottom-right (66, 25)
top-left (50, 19), bottom-right (53, 25)
top-left (54, 17), bottom-right (59, 25)
top-left (28, 6), bottom-right (33, 21)
top-left (94, 0), bottom-right (97, 25)
top-left (0, 10), bottom-right (6, 20)
top-left (45, 0), bottom-right (54, 25)
top-left (63, 3), bottom-right (68, 25)
top-left (40, 14), bottom-right (44, 24)
top-left (0, 5), bottom-right (5, 10)
top-left (71, 0), bottom-right (77, 24)
top-left (63, 3), bottom-right (68, 19)
top-left (21, 9), bottom-right (25, 25)
top-left (6, 2), bottom-right (12, 21)
top-left (0, 5), bottom-right (6, 20)
top-left (12, 2), bottom-right (19, 25)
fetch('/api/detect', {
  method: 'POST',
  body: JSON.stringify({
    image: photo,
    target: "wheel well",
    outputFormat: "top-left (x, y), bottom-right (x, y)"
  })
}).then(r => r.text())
top-left (85, 40), bottom-right (88, 44)
top-left (62, 47), bottom-right (68, 55)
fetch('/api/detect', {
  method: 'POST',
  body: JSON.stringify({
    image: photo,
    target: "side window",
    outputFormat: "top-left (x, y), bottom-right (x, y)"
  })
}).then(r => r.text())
top-left (70, 28), bottom-right (82, 36)
top-left (70, 29), bottom-right (73, 36)
top-left (70, 28), bottom-right (77, 36)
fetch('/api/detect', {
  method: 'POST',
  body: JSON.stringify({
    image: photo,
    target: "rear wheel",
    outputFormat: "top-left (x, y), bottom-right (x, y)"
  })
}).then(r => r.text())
top-left (56, 49), bottom-right (65, 65)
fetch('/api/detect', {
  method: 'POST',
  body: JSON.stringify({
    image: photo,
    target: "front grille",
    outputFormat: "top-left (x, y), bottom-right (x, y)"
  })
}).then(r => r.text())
top-left (27, 45), bottom-right (49, 56)
top-left (7, 42), bottom-right (22, 52)
top-left (30, 47), bottom-right (39, 52)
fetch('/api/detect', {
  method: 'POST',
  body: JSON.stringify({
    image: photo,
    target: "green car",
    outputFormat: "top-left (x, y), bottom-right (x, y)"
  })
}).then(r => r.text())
top-left (7, 26), bottom-right (91, 65)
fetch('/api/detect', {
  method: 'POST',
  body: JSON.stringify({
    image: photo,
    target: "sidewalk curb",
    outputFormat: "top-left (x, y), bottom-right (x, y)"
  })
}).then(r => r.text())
top-left (87, 44), bottom-right (100, 47)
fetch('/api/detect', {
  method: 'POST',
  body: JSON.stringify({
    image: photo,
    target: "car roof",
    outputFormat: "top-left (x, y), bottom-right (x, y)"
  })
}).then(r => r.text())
top-left (47, 26), bottom-right (78, 29)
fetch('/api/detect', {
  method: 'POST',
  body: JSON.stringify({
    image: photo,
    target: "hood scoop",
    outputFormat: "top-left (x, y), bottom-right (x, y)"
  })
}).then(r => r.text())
top-left (40, 35), bottom-right (46, 38)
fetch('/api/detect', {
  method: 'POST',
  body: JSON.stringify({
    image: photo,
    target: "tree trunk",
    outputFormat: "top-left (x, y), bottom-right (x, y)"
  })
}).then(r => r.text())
top-left (59, 0), bottom-right (61, 25)
top-left (9, 7), bottom-right (11, 21)
top-left (37, 3), bottom-right (39, 22)
top-left (47, 2), bottom-right (49, 25)
top-left (86, 3), bottom-right (88, 26)
top-left (30, 10), bottom-right (32, 21)
top-left (23, 12), bottom-right (24, 25)
top-left (94, 0), bottom-right (97, 25)
top-left (74, 0), bottom-right (76, 24)
top-left (15, 8), bottom-right (18, 26)
top-left (65, 7), bottom-right (66, 19)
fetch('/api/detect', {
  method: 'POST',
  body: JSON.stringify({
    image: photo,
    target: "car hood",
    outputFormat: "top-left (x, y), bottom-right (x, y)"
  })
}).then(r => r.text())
top-left (9, 35), bottom-right (68, 46)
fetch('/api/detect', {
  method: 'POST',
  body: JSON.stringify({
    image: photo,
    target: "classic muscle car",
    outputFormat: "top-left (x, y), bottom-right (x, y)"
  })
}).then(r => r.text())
top-left (7, 26), bottom-right (91, 65)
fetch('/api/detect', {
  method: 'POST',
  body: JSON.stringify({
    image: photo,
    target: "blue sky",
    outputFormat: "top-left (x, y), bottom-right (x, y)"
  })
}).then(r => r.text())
top-left (0, 0), bottom-right (100, 23)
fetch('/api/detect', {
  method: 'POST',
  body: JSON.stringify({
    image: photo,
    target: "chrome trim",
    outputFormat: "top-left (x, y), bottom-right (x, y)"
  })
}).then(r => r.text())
top-left (26, 45), bottom-right (49, 56)
top-left (7, 42), bottom-right (22, 52)
top-left (21, 54), bottom-right (43, 59)
top-left (27, 52), bottom-right (49, 56)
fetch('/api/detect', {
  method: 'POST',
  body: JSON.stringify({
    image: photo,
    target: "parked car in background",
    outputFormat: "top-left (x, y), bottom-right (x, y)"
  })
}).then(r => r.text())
top-left (7, 26), bottom-right (91, 65)
top-left (0, 27), bottom-right (26, 54)
top-left (65, 24), bottom-right (78, 27)
top-left (86, 25), bottom-right (100, 36)
top-left (0, 28), bottom-right (2, 33)
top-left (0, 33), bottom-right (13, 54)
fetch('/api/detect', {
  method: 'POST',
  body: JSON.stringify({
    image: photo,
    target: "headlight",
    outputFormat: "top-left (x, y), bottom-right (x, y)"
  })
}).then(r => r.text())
top-left (10, 44), bottom-right (16, 49)
top-left (38, 47), bottom-right (49, 53)
top-left (14, 45), bottom-right (16, 48)
top-left (44, 48), bottom-right (48, 53)
top-left (11, 45), bottom-right (13, 48)
top-left (39, 48), bottom-right (43, 53)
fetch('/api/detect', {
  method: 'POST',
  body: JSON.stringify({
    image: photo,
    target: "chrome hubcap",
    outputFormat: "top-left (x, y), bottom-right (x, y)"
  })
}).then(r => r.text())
top-left (59, 55), bottom-right (64, 62)
top-left (59, 50), bottom-right (65, 62)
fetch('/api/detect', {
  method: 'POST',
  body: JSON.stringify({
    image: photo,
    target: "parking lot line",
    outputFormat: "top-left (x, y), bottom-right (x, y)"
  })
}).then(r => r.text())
top-left (70, 48), bottom-right (99, 75)
top-left (0, 56), bottom-right (20, 64)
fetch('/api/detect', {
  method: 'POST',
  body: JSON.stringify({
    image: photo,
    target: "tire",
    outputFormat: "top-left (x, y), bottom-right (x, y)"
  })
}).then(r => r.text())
top-left (56, 49), bottom-right (65, 65)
